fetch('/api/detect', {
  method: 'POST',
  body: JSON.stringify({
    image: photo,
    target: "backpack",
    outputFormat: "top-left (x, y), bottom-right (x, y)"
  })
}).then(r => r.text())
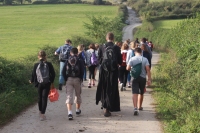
top-left (102, 45), bottom-right (117, 72)
top-left (121, 52), bottom-right (127, 66)
top-left (36, 62), bottom-right (50, 84)
top-left (90, 51), bottom-right (98, 65)
top-left (130, 57), bottom-right (143, 79)
top-left (59, 45), bottom-right (70, 61)
top-left (66, 56), bottom-right (80, 77)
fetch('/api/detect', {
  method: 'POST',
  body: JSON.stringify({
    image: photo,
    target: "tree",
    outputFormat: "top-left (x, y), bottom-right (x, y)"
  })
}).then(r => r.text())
top-left (84, 15), bottom-right (125, 43)
top-left (4, 0), bottom-right (13, 5)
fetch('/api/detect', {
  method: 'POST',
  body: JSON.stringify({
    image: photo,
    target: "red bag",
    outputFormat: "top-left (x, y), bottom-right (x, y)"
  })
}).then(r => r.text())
top-left (48, 87), bottom-right (59, 102)
top-left (121, 52), bottom-right (127, 66)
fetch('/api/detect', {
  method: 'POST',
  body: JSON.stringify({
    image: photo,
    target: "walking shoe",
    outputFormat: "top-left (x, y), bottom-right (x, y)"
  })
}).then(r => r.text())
top-left (120, 83), bottom-right (123, 92)
top-left (92, 83), bottom-right (95, 87)
top-left (134, 108), bottom-right (139, 116)
top-left (123, 87), bottom-right (126, 91)
top-left (88, 83), bottom-right (91, 88)
top-left (58, 84), bottom-right (62, 90)
top-left (104, 110), bottom-right (111, 117)
top-left (76, 110), bottom-right (81, 115)
top-left (40, 115), bottom-right (46, 121)
top-left (139, 107), bottom-right (143, 111)
top-left (128, 83), bottom-right (131, 88)
top-left (68, 114), bottom-right (73, 120)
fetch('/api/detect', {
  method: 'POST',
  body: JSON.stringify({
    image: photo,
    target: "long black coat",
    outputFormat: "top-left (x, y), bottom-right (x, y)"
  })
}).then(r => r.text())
top-left (96, 42), bottom-right (122, 112)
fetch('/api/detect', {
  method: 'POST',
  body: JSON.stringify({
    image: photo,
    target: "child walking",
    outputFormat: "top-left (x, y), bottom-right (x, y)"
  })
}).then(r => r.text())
top-left (62, 48), bottom-right (84, 120)
top-left (86, 44), bottom-right (98, 88)
top-left (30, 50), bottom-right (55, 121)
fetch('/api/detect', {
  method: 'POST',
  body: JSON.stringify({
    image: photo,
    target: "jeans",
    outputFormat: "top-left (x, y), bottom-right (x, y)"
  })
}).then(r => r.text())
top-left (83, 66), bottom-right (87, 80)
top-left (59, 62), bottom-right (65, 85)
top-left (118, 66), bottom-right (129, 87)
top-left (127, 72), bottom-right (131, 83)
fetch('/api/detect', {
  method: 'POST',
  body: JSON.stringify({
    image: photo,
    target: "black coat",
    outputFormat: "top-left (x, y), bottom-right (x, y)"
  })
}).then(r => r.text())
top-left (96, 42), bottom-right (122, 112)
top-left (143, 51), bottom-right (151, 68)
top-left (30, 60), bottom-right (55, 87)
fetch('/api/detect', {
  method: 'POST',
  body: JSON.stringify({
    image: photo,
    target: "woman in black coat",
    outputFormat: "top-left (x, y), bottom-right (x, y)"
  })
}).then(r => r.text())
top-left (30, 50), bottom-right (55, 121)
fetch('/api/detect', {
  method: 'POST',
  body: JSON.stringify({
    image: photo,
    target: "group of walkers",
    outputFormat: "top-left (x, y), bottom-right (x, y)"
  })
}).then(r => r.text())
top-left (30, 32), bottom-right (154, 121)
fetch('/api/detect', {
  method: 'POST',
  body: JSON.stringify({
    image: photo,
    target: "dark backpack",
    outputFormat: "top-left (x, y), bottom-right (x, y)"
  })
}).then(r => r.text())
top-left (102, 45), bottom-right (117, 72)
top-left (59, 45), bottom-right (71, 61)
top-left (36, 62), bottom-right (50, 84)
top-left (130, 57), bottom-right (143, 79)
top-left (90, 50), bottom-right (98, 65)
top-left (66, 56), bottom-right (80, 77)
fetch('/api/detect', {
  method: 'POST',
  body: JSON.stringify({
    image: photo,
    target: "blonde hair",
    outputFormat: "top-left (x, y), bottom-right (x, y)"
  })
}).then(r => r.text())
top-left (121, 43), bottom-right (129, 50)
top-left (130, 41), bottom-right (137, 49)
top-left (77, 44), bottom-right (83, 52)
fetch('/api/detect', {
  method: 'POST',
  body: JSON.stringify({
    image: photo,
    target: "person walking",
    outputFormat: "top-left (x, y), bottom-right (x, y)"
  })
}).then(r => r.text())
top-left (126, 48), bottom-right (151, 116)
top-left (140, 38), bottom-right (152, 59)
top-left (62, 48), bottom-right (84, 120)
top-left (94, 43), bottom-right (100, 80)
top-left (77, 44), bottom-right (87, 83)
top-left (30, 50), bottom-right (55, 121)
top-left (55, 39), bottom-right (72, 90)
top-left (96, 32), bottom-right (122, 117)
top-left (126, 41), bottom-right (137, 88)
top-left (141, 43), bottom-right (151, 69)
top-left (86, 43), bottom-right (98, 88)
top-left (119, 42), bottom-right (129, 91)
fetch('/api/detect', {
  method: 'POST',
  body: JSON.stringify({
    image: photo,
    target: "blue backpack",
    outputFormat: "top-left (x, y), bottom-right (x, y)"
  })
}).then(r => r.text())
top-left (90, 51), bottom-right (98, 65)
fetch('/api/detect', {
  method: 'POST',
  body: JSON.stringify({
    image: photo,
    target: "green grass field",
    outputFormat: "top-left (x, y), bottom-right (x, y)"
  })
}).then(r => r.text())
top-left (153, 19), bottom-right (183, 29)
top-left (0, 4), bottom-right (118, 59)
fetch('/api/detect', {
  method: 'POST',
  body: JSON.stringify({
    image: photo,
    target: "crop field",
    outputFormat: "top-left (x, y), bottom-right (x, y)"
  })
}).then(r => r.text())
top-left (153, 19), bottom-right (183, 29)
top-left (0, 4), bottom-right (118, 59)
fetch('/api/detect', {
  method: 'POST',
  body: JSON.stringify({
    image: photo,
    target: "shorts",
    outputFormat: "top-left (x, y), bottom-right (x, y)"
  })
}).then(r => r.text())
top-left (65, 77), bottom-right (82, 104)
top-left (132, 76), bottom-right (146, 95)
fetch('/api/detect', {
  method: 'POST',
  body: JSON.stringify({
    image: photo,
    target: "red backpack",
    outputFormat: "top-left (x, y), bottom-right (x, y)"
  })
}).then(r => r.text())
top-left (121, 52), bottom-right (127, 66)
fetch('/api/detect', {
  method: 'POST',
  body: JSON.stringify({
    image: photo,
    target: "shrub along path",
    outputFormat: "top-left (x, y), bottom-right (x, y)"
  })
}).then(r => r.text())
top-left (0, 7), bottom-right (162, 133)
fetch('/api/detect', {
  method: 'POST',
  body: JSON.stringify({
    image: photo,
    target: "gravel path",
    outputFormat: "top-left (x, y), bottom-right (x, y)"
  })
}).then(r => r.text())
top-left (122, 7), bottom-right (142, 42)
top-left (0, 7), bottom-right (162, 133)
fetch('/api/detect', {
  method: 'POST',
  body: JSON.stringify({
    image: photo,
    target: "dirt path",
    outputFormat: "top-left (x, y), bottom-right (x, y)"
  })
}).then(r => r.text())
top-left (122, 7), bottom-right (142, 42)
top-left (0, 52), bottom-right (162, 133)
top-left (0, 7), bottom-right (163, 133)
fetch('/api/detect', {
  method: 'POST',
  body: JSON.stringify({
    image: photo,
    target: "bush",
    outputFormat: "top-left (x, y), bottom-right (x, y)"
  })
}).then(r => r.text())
top-left (134, 14), bottom-right (200, 132)
top-left (84, 15), bottom-right (125, 43)
top-left (71, 35), bottom-right (93, 48)
top-left (128, 0), bottom-right (200, 21)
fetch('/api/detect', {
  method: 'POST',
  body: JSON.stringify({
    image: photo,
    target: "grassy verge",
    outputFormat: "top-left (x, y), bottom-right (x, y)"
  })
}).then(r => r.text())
top-left (135, 15), bottom-right (200, 132)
